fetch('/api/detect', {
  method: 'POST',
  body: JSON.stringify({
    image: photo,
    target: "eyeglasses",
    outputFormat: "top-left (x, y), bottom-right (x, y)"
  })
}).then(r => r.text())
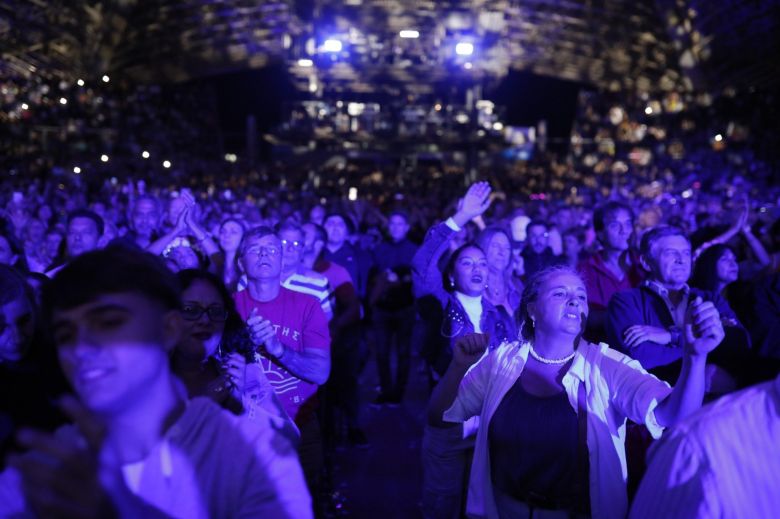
top-left (181, 303), bottom-right (228, 322)
top-left (281, 239), bottom-right (303, 250)
top-left (244, 245), bottom-right (281, 257)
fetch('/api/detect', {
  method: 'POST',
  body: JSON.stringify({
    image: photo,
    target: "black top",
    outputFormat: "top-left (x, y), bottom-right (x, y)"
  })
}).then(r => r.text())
top-left (488, 376), bottom-right (579, 509)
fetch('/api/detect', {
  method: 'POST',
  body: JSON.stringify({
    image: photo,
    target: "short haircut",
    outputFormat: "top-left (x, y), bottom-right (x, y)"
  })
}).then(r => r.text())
top-left (132, 195), bottom-right (162, 215)
top-left (275, 219), bottom-right (303, 236)
top-left (304, 222), bottom-right (327, 244)
top-left (592, 201), bottom-right (634, 233)
top-left (42, 246), bottom-right (181, 322)
top-left (67, 209), bottom-right (104, 236)
top-left (387, 209), bottom-right (410, 223)
top-left (237, 226), bottom-right (276, 257)
top-left (639, 225), bottom-right (688, 260)
top-left (526, 219), bottom-right (549, 233)
top-left (562, 226), bottom-right (586, 244)
top-left (323, 212), bottom-right (355, 234)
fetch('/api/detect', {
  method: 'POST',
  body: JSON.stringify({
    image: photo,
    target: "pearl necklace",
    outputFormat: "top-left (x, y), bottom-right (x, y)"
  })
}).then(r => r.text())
top-left (528, 344), bottom-right (576, 365)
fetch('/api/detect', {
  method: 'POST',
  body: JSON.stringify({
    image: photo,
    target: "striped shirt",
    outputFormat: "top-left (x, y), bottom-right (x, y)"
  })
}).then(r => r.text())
top-left (282, 272), bottom-right (334, 322)
top-left (631, 374), bottom-right (780, 519)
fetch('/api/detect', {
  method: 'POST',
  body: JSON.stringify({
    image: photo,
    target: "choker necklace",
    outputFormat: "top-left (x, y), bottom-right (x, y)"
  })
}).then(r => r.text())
top-left (529, 344), bottom-right (576, 365)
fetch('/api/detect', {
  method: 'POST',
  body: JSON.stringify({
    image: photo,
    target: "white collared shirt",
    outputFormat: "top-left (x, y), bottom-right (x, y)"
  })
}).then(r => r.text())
top-left (444, 341), bottom-right (672, 519)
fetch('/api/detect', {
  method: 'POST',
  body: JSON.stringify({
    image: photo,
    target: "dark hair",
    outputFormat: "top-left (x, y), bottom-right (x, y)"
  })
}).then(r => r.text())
top-left (639, 225), bottom-right (688, 261)
top-left (236, 225), bottom-right (276, 257)
top-left (304, 222), bottom-right (327, 244)
top-left (323, 212), bottom-right (355, 234)
top-left (690, 244), bottom-right (734, 292)
top-left (0, 264), bottom-right (34, 307)
top-left (515, 265), bottom-right (584, 341)
top-left (562, 226), bottom-right (586, 245)
top-left (387, 209), bottom-right (410, 223)
top-left (0, 229), bottom-right (29, 272)
top-left (67, 209), bottom-right (104, 237)
top-left (592, 201), bottom-right (633, 233)
top-left (443, 242), bottom-right (485, 293)
top-left (526, 219), bottom-right (549, 233)
top-left (275, 219), bottom-right (303, 236)
top-left (42, 246), bottom-right (181, 323)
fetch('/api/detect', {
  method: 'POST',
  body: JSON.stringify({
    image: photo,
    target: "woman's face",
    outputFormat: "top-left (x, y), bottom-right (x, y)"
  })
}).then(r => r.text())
top-left (451, 246), bottom-right (488, 297)
top-left (716, 249), bottom-right (739, 284)
top-left (0, 237), bottom-right (17, 266)
top-left (179, 279), bottom-right (227, 360)
top-left (168, 246), bottom-right (200, 272)
top-left (0, 297), bottom-right (34, 363)
top-left (219, 221), bottom-right (244, 253)
top-left (529, 272), bottom-right (588, 338)
top-left (563, 235), bottom-right (583, 258)
top-left (486, 233), bottom-right (512, 272)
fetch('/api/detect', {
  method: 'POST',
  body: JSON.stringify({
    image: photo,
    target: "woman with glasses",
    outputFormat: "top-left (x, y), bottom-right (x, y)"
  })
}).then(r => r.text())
top-left (172, 269), bottom-right (294, 431)
top-left (413, 182), bottom-right (516, 519)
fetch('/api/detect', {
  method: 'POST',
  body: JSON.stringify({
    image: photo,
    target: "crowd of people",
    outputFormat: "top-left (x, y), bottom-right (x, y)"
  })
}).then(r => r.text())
top-left (1, 67), bottom-right (779, 518)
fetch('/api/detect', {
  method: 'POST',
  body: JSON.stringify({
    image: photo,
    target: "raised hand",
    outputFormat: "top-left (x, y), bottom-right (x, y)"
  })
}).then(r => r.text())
top-left (452, 333), bottom-right (490, 368)
top-left (454, 182), bottom-right (492, 227)
top-left (684, 297), bottom-right (725, 357)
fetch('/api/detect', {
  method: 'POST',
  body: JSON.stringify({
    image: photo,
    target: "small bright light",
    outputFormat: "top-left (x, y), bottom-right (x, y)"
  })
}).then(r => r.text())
top-left (309, 82), bottom-right (318, 93)
top-left (434, 103), bottom-right (442, 111)
top-left (297, 59), bottom-right (314, 67)
top-left (21, 103), bottom-right (28, 110)
top-left (714, 134), bottom-right (723, 142)
top-left (102, 75), bottom-right (110, 83)
top-left (224, 153), bottom-right (237, 163)
top-left (141, 150), bottom-right (150, 159)
top-left (455, 42), bottom-right (474, 56)
top-left (399, 30), bottom-right (420, 39)
top-left (681, 189), bottom-right (693, 199)
top-left (73, 166), bottom-right (81, 174)
top-left (59, 97), bottom-right (67, 105)
top-left (77, 79), bottom-right (85, 86)
top-left (321, 39), bottom-right (343, 53)
top-left (348, 187), bottom-right (358, 201)
top-left (162, 160), bottom-right (171, 169)
top-left (644, 106), bottom-right (653, 115)
top-left (464, 62), bottom-right (473, 69)
top-left (493, 122), bottom-right (504, 131)
top-left (100, 154), bottom-right (109, 162)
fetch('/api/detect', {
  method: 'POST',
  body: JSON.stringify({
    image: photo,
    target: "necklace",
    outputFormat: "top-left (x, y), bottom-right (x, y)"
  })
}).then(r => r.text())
top-left (528, 344), bottom-right (576, 365)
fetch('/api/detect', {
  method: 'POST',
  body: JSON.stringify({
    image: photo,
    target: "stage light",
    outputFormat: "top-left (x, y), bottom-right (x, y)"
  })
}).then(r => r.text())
top-left (321, 39), bottom-right (343, 53)
top-left (297, 59), bottom-right (314, 67)
top-left (399, 30), bottom-right (420, 39)
top-left (493, 122), bottom-right (504, 131)
top-left (100, 154), bottom-right (109, 162)
top-left (644, 106), bottom-right (653, 115)
top-left (141, 150), bottom-right (150, 159)
top-left (464, 62), bottom-right (473, 70)
top-left (102, 75), bottom-right (110, 83)
top-left (21, 103), bottom-right (28, 110)
top-left (455, 42), bottom-right (474, 56)
top-left (77, 79), bottom-right (85, 86)
top-left (224, 153), bottom-right (237, 163)
top-left (59, 97), bottom-right (67, 105)
top-left (73, 166), bottom-right (81, 174)
top-left (163, 160), bottom-right (171, 168)
top-left (434, 103), bottom-right (442, 111)
top-left (714, 134), bottom-right (723, 142)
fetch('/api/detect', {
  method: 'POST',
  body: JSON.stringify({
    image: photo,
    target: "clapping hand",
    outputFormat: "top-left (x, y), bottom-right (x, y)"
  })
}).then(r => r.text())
top-left (247, 308), bottom-right (284, 358)
top-left (684, 296), bottom-right (725, 357)
top-left (9, 396), bottom-right (123, 519)
top-left (452, 333), bottom-right (490, 368)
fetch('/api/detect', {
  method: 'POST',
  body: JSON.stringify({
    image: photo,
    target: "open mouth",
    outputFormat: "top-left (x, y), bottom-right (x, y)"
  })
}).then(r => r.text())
top-left (563, 312), bottom-right (580, 320)
top-left (77, 366), bottom-right (113, 385)
top-left (471, 275), bottom-right (483, 284)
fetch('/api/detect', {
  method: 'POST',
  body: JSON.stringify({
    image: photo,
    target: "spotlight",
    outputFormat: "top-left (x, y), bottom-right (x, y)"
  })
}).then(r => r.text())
top-left (73, 166), bottom-right (81, 174)
top-left (102, 75), bottom-right (110, 83)
top-left (455, 42), bottom-right (474, 56)
top-left (644, 106), bottom-right (653, 115)
top-left (100, 154), bottom-right (109, 162)
top-left (21, 103), bottom-right (28, 110)
top-left (141, 150), bottom-right (150, 159)
top-left (493, 122), bottom-right (504, 131)
top-left (77, 79), bottom-right (85, 86)
top-left (297, 59), bottom-right (314, 67)
top-left (59, 97), bottom-right (67, 105)
top-left (321, 39), bottom-right (343, 53)
top-left (399, 30), bottom-right (420, 39)
top-left (714, 134), bottom-right (723, 142)
top-left (163, 160), bottom-right (171, 169)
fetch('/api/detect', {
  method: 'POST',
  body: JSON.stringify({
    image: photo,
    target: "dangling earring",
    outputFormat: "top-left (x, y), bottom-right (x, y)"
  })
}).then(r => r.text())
top-left (449, 278), bottom-right (455, 288)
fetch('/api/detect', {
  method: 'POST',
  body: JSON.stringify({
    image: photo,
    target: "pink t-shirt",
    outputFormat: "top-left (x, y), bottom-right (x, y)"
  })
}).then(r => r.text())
top-left (234, 287), bottom-right (330, 425)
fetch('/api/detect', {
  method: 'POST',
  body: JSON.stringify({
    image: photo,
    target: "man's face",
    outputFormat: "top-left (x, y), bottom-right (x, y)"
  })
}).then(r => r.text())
top-left (52, 293), bottom-right (176, 415)
top-left (324, 216), bottom-right (348, 248)
top-left (601, 209), bottom-right (633, 252)
top-left (279, 228), bottom-right (305, 272)
top-left (387, 214), bottom-right (410, 242)
top-left (527, 224), bottom-right (549, 254)
top-left (67, 217), bottom-right (101, 258)
top-left (132, 200), bottom-right (160, 238)
top-left (648, 235), bottom-right (692, 289)
top-left (240, 234), bottom-right (283, 281)
top-left (309, 206), bottom-right (325, 226)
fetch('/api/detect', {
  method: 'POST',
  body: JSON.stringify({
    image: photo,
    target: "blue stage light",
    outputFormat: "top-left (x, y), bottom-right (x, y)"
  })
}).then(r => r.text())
top-left (321, 39), bottom-right (343, 53)
top-left (455, 42), bottom-right (474, 56)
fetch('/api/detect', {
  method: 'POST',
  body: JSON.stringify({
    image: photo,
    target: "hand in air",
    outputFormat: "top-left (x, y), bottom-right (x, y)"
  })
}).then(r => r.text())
top-left (453, 333), bottom-right (490, 368)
